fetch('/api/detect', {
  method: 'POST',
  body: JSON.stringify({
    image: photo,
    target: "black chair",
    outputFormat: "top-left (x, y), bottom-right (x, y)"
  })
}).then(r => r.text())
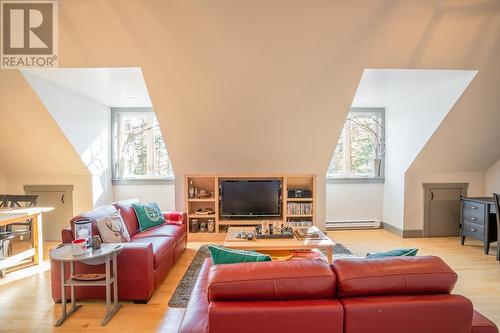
top-left (6, 194), bottom-right (39, 233)
top-left (0, 195), bottom-right (7, 233)
top-left (493, 193), bottom-right (500, 261)
top-left (0, 195), bottom-right (7, 208)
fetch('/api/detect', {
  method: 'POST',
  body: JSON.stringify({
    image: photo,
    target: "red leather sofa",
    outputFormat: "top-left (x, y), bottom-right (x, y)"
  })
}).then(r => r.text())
top-left (50, 199), bottom-right (187, 303)
top-left (179, 256), bottom-right (498, 333)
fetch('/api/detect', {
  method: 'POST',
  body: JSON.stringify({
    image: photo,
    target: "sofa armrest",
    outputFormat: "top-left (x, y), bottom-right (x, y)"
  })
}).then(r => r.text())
top-left (162, 211), bottom-right (187, 225)
top-left (61, 227), bottom-right (74, 243)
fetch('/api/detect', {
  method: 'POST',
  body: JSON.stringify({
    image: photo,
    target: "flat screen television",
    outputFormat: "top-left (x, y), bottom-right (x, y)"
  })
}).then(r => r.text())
top-left (220, 179), bottom-right (281, 217)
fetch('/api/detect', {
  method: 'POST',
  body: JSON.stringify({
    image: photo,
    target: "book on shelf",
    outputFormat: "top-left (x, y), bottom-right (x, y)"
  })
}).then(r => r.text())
top-left (286, 202), bottom-right (312, 215)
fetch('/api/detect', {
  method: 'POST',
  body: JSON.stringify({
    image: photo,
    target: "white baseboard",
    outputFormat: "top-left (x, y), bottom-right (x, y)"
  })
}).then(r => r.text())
top-left (326, 220), bottom-right (381, 230)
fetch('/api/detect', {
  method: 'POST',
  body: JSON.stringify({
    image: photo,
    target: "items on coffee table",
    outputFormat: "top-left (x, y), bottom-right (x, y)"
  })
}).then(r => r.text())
top-left (255, 223), bottom-right (294, 239)
top-left (294, 226), bottom-right (328, 240)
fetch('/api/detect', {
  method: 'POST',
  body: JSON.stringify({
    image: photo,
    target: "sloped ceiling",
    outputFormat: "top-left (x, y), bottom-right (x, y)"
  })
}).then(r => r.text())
top-left (0, 71), bottom-right (88, 176)
top-left (52, 0), bottom-right (500, 176)
top-left (1, 0), bottom-right (500, 222)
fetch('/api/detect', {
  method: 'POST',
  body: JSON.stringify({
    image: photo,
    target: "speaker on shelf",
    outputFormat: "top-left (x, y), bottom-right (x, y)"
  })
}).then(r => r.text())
top-left (287, 189), bottom-right (312, 198)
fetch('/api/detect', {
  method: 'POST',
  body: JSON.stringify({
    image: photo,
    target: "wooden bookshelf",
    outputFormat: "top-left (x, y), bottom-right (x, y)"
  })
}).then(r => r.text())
top-left (185, 174), bottom-right (316, 241)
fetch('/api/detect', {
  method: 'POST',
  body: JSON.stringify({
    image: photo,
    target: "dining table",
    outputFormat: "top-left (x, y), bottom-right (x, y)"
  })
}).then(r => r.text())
top-left (0, 207), bottom-right (54, 271)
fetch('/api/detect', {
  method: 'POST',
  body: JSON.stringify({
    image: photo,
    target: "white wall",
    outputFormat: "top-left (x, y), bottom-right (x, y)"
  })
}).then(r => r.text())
top-left (22, 71), bottom-right (113, 208)
top-left (352, 70), bottom-right (477, 230)
top-left (113, 184), bottom-right (175, 211)
top-left (326, 182), bottom-right (383, 222)
top-left (404, 172), bottom-right (484, 231)
top-left (5, 175), bottom-right (93, 216)
top-left (485, 158), bottom-right (500, 196)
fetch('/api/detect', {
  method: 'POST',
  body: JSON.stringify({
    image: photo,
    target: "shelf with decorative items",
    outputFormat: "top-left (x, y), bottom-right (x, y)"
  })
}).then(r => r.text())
top-left (184, 174), bottom-right (316, 241)
top-left (284, 175), bottom-right (315, 227)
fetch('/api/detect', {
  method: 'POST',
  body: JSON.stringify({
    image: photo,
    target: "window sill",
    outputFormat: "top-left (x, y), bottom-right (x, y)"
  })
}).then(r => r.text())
top-left (326, 177), bottom-right (385, 184)
top-left (112, 178), bottom-right (175, 185)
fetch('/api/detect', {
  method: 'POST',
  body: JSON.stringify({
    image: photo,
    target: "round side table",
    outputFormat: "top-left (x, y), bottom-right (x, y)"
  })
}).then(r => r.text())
top-left (49, 243), bottom-right (124, 326)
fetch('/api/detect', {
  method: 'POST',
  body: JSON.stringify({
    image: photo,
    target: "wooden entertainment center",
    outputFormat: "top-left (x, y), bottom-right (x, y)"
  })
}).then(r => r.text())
top-left (184, 174), bottom-right (316, 241)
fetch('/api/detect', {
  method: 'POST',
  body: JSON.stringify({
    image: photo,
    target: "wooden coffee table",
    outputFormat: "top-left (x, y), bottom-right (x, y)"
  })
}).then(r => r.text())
top-left (224, 226), bottom-right (335, 263)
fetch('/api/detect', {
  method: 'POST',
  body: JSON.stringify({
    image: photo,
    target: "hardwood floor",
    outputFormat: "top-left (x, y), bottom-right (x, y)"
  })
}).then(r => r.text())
top-left (0, 230), bottom-right (498, 332)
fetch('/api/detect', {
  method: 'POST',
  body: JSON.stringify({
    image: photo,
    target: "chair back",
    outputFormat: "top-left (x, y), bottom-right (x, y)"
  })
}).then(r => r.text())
top-left (0, 195), bottom-right (7, 208)
top-left (8, 195), bottom-right (39, 208)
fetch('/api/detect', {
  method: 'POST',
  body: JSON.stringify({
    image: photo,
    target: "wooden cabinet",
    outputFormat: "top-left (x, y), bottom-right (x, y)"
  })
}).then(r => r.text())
top-left (185, 174), bottom-right (316, 241)
top-left (460, 197), bottom-right (498, 254)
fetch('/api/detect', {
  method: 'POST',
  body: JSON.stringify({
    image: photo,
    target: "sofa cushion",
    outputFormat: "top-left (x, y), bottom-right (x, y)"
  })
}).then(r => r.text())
top-left (332, 256), bottom-right (457, 298)
top-left (113, 199), bottom-right (140, 236)
top-left (70, 205), bottom-right (117, 238)
top-left (132, 202), bottom-right (165, 231)
top-left (131, 236), bottom-right (175, 268)
top-left (341, 294), bottom-right (473, 333)
top-left (472, 310), bottom-right (499, 333)
top-left (132, 223), bottom-right (186, 241)
top-left (208, 259), bottom-right (336, 302)
top-left (207, 245), bottom-right (271, 265)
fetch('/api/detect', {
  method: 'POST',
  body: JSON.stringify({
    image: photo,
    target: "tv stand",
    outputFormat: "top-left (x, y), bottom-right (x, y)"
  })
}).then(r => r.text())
top-left (185, 174), bottom-right (316, 241)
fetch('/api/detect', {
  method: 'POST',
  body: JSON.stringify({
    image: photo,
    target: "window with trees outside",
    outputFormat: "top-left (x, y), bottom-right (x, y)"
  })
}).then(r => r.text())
top-left (112, 109), bottom-right (174, 181)
top-left (327, 108), bottom-right (385, 179)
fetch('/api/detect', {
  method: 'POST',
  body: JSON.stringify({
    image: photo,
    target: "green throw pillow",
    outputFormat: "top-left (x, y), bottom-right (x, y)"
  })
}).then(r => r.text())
top-left (208, 245), bottom-right (272, 265)
top-left (132, 202), bottom-right (165, 231)
top-left (366, 248), bottom-right (418, 259)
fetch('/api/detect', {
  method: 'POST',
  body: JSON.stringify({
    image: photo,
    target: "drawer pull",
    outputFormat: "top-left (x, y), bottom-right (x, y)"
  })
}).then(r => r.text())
top-left (471, 217), bottom-right (478, 221)
top-left (472, 206), bottom-right (478, 210)
top-left (470, 228), bottom-right (478, 232)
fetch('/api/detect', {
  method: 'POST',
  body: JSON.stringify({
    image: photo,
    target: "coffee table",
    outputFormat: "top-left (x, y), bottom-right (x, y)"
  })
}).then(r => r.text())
top-left (224, 226), bottom-right (335, 263)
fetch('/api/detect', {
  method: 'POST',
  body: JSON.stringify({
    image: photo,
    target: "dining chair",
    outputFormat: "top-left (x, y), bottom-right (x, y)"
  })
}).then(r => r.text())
top-left (5, 194), bottom-right (39, 233)
top-left (0, 195), bottom-right (8, 208)
top-left (493, 193), bottom-right (500, 261)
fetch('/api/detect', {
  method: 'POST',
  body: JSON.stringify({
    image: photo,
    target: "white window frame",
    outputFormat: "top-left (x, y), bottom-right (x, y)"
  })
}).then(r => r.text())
top-left (327, 107), bottom-right (385, 183)
top-left (111, 108), bottom-right (174, 184)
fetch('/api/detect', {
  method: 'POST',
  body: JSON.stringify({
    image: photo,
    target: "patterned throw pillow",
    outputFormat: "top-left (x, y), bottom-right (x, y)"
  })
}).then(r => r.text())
top-left (132, 202), bottom-right (165, 231)
top-left (95, 210), bottom-right (131, 243)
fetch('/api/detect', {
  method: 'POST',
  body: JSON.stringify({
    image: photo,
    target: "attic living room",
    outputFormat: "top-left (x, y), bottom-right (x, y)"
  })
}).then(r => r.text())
top-left (1, 1), bottom-right (500, 333)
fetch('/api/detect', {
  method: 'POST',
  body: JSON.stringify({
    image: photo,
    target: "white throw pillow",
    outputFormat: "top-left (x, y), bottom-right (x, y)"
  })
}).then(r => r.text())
top-left (96, 210), bottom-right (131, 243)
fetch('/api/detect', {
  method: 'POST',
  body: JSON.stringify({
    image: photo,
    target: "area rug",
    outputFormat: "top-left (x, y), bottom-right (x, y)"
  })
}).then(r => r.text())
top-left (168, 243), bottom-right (353, 308)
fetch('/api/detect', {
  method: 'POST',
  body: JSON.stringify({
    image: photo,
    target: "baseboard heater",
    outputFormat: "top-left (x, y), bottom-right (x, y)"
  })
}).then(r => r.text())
top-left (326, 220), bottom-right (381, 230)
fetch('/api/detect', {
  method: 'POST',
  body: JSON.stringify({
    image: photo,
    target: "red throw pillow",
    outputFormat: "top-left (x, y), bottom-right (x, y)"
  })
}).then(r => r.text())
top-left (164, 211), bottom-right (184, 225)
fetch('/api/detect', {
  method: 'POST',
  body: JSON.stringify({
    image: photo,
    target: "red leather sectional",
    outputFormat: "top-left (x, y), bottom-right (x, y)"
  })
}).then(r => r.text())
top-left (50, 199), bottom-right (187, 303)
top-left (179, 256), bottom-right (498, 333)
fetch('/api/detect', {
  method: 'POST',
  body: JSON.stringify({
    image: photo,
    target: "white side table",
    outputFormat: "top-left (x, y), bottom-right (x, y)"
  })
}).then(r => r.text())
top-left (49, 243), bottom-right (124, 326)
